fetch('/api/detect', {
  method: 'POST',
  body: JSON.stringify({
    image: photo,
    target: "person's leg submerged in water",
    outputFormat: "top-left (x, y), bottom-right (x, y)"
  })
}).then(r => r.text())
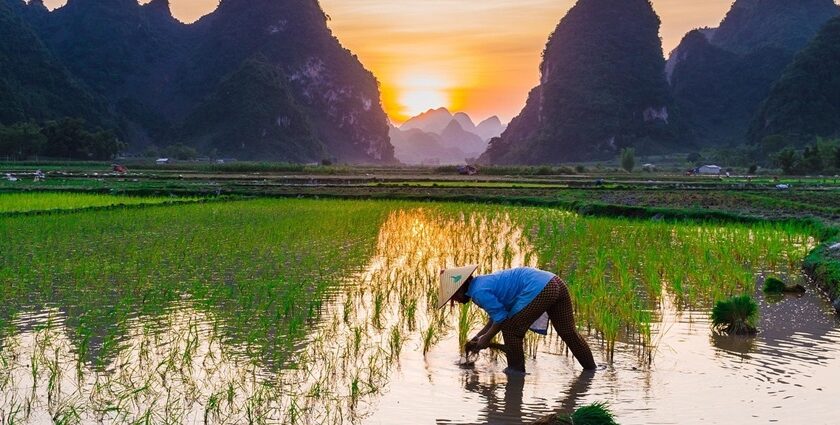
top-left (545, 278), bottom-right (596, 370)
top-left (499, 278), bottom-right (564, 373)
top-left (501, 277), bottom-right (596, 372)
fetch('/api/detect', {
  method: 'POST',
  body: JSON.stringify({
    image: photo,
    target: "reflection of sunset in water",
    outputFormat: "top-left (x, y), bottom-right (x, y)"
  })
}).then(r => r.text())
top-left (2, 201), bottom-right (836, 424)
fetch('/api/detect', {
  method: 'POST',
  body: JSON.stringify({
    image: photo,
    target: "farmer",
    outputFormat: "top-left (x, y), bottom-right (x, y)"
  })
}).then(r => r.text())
top-left (439, 266), bottom-right (596, 373)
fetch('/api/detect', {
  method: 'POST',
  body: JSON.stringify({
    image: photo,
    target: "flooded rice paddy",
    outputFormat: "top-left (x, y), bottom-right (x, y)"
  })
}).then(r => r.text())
top-left (1, 197), bottom-right (838, 424)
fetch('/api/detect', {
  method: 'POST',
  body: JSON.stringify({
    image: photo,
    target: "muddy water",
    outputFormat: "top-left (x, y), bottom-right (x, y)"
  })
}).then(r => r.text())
top-left (366, 287), bottom-right (840, 424)
top-left (2, 203), bottom-right (837, 424)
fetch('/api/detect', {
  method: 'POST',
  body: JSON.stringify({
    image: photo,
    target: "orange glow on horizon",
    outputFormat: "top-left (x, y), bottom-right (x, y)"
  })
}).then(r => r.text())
top-left (39, 0), bottom-right (745, 123)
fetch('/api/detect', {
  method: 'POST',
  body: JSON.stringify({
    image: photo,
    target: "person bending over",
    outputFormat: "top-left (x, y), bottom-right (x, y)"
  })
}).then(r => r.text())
top-left (439, 266), bottom-right (596, 373)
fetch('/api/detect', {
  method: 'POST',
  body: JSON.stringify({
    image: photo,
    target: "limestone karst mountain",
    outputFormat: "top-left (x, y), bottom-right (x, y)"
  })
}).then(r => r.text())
top-left (749, 16), bottom-right (840, 146)
top-left (481, 0), bottom-right (677, 165)
top-left (668, 0), bottom-right (839, 147)
top-left (0, 0), bottom-right (394, 163)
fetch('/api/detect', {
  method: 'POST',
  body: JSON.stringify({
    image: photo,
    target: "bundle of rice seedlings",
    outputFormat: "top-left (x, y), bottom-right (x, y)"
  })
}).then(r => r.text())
top-left (763, 276), bottom-right (786, 293)
top-left (533, 402), bottom-right (618, 425)
top-left (763, 276), bottom-right (806, 294)
top-left (711, 295), bottom-right (758, 335)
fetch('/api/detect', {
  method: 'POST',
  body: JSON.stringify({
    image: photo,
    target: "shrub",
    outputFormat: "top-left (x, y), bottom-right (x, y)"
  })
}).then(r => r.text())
top-left (711, 295), bottom-right (758, 335)
top-left (620, 148), bottom-right (635, 173)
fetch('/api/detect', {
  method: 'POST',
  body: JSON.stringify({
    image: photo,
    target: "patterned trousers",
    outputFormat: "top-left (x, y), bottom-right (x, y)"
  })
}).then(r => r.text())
top-left (500, 277), bottom-right (596, 371)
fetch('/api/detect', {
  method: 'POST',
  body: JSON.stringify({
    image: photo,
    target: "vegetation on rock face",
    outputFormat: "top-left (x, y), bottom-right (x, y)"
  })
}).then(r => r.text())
top-left (0, 1), bottom-right (111, 129)
top-left (710, 0), bottom-right (840, 54)
top-left (669, 0), bottom-right (839, 148)
top-left (0, 0), bottom-right (393, 163)
top-left (482, 0), bottom-right (677, 165)
top-left (711, 295), bottom-right (758, 335)
top-left (669, 30), bottom-right (791, 147)
top-left (177, 57), bottom-right (325, 162)
top-left (749, 17), bottom-right (840, 148)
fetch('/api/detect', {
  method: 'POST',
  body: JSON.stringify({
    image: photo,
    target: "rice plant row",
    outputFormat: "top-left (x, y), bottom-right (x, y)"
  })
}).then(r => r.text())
top-left (0, 197), bottom-right (815, 424)
top-left (0, 192), bottom-right (192, 214)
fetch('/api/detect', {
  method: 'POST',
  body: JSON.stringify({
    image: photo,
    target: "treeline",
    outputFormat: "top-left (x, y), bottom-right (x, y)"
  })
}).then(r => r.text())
top-left (681, 136), bottom-right (840, 175)
top-left (770, 138), bottom-right (840, 175)
top-left (0, 118), bottom-right (124, 160)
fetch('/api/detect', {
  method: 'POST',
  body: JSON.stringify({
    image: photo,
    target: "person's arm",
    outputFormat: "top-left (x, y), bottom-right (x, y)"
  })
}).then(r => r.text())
top-left (475, 322), bottom-right (503, 351)
top-left (467, 289), bottom-right (509, 353)
top-left (471, 320), bottom-right (493, 342)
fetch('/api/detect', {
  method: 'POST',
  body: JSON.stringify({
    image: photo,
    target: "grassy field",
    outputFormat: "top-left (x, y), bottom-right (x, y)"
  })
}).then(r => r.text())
top-left (0, 196), bottom-right (821, 423)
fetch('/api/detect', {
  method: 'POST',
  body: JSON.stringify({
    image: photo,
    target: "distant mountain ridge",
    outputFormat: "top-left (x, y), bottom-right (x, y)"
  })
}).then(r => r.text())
top-left (0, 0), bottom-right (394, 163)
top-left (668, 0), bottom-right (840, 147)
top-left (390, 108), bottom-right (505, 164)
top-left (389, 126), bottom-right (468, 166)
top-left (399, 108), bottom-right (504, 141)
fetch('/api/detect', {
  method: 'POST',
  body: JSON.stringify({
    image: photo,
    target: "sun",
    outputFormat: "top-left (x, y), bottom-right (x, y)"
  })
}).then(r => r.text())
top-left (399, 89), bottom-right (449, 117)
top-left (396, 72), bottom-right (451, 118)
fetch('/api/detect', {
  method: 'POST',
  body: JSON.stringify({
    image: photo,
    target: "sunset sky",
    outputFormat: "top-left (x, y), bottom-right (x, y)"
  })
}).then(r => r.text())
top-left (42, 0), bottom-right (737, 123)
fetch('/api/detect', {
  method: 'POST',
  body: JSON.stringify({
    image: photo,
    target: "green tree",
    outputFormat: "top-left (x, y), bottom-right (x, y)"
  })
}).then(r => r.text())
top-left (41, 118), bottom-right (124, 160)
top-left (162, 144), bottom-right (198, 161)
top-left (800, 145), bottom-right (823, 172)
top-left (0, 122), bottom-right (45, 159)
top-left (773, 147), bottom-right (801, 175)
top-left (835, 144), bottom-right (840, 169)
top-left (620, 148), bottom-right (636, 173)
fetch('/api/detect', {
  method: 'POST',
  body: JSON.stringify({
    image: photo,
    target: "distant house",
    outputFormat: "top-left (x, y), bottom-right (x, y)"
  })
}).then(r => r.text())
top-left (642, 163), bottom-right (656, 172)
top-left (156, 158), bottom-right (170, 165)
top-left (697, 165), bottom-right (722, 175)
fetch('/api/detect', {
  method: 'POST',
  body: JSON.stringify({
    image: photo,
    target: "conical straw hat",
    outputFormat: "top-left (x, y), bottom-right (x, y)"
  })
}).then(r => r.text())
top-left (438, 265), bottom-right (479, 309)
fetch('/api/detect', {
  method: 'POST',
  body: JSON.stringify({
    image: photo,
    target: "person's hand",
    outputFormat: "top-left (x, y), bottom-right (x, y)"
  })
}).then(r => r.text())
top-left (474, 335), bottom-right (492, 352)
top-left (464, 334), bottom-right (481, 353)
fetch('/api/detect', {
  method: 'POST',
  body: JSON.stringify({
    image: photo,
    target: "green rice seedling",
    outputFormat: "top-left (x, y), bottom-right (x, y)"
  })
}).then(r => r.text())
top-left (0, 192), bottom-right (189, 214)
top-left (404, 298), bottom-right (418, 331)
top-left (342, 295), bottom-right (354, 324)
top-left (372, 291), bottom-right (384, 329)
top-left (353, 326), bottom-right (364, 357)
top-left (422, 324), bottom-right (437, 356)
top-left (349, 376), bottom-right (360, 409)
top-left (711, 295), bottom-right (758, 335)
top-left (457, 304), bottom-right (473, 353)
top-left (0, 196), bottom-right (819, 424)
top-left (388, 326), bottom-right (403, 360)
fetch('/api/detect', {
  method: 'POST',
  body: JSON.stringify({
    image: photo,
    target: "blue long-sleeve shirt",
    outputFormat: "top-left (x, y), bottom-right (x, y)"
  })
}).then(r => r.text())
top-left (465, 267), bottom-right (555, 323)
